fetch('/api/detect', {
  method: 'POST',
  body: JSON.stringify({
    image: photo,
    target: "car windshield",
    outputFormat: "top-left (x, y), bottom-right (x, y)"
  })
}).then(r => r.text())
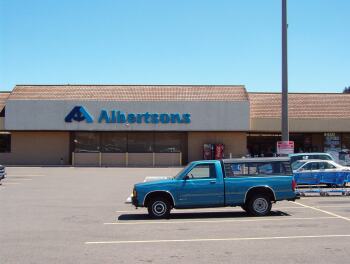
top-left (292, 161), bottom-right (306, 171)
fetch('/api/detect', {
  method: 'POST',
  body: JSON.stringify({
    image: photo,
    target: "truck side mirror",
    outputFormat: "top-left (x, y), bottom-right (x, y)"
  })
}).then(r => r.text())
top-left (184, 175), bottom-right (189, 180)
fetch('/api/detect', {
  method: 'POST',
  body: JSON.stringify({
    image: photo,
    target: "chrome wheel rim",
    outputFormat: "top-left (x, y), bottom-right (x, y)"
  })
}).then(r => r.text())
top-left (253, 198), bottom-right (268, 214)
top-left (152, 201), bottom-right (166, 216)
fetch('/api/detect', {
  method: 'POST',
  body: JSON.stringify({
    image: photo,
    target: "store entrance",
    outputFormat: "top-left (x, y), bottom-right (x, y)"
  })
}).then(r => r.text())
top-left (247, 134), bottom-right (280, 157)
top-left (247, 133), bottom-right (315, 157)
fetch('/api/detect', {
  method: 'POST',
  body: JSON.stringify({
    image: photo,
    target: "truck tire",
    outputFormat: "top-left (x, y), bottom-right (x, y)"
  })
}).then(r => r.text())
top-left (241, 205), bottom-right (248, 212)
top-left (147, 197), bottom-right (171, 219)
top-left (246, 194), bottom-right (272, 216)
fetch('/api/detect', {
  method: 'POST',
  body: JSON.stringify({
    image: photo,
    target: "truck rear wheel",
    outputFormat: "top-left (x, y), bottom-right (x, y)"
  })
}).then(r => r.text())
top-left (147, 197), bottom-right (171, 219)
top-left (246, 194), bottom-right (272, 216)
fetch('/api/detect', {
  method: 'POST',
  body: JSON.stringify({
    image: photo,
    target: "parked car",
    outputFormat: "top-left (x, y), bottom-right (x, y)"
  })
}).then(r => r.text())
top-left (129, 157), bottom-right (298, 218)
top-left (289, 153), bottom-right (334, 165)
top-left (0, 165), bottom-right (6, 182)
top-left (292, 159), bottom-right (350, 186)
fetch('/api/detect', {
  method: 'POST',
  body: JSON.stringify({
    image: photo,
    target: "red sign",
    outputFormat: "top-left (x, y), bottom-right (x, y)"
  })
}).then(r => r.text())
top-left (215, 144), bottom-right (224, 159)
top-left (277, 141), bottom-right (294, 155)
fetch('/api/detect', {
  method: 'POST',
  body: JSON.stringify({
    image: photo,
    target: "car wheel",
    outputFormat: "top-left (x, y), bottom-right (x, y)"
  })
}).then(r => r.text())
top-left (246, 194), bottom-right (272, 216)
top-left (147, 197), bottom-right (171, 219)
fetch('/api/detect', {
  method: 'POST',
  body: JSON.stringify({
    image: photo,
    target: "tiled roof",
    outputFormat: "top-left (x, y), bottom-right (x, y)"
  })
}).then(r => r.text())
top-left (249, 92), bottom-right (350, 119)
top-left (0, 92), bottom-right (10, 111)
top-left (8, 85), bottom-right (248, 101)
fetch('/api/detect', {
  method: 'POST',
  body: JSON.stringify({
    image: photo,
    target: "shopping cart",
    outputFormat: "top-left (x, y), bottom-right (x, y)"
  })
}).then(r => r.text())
top-left (294, 172), bottom-right (322, 196)
top-left (318, 172), bottom-right (346, 196)
top-left (342, 172), bottom-right (350, 196)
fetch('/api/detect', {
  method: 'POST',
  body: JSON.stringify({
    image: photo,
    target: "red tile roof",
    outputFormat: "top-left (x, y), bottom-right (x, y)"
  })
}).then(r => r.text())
top-left (8, 85), bottom-right (248, 101)
top-left (249, 92), bottom-right (350, 119)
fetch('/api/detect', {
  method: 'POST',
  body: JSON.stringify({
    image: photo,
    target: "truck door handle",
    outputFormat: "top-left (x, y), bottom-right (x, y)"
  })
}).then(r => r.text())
top-left (210, 181), bottom-right (216, 184)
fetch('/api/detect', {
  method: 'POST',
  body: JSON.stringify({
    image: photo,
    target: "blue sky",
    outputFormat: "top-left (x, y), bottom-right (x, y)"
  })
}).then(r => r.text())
top-left (0, 0), bottom-right (349, 92)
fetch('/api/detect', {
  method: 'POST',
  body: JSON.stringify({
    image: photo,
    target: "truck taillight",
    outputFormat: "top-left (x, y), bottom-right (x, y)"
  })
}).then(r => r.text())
top-left (292, 179), bottom-right (297, 191)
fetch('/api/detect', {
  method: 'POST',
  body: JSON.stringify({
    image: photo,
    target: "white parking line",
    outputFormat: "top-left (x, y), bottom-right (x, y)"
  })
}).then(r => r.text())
top-left (314, 205), bottom-right (350, 208)
top-left (6, 178), bottom-right (32, 181)
top-left (2, 182), bottom-right (21, 185)
top-left (85, 234), bottom-right (350, 245)
top-left (293, 201), bottom-right (350, 222)
top-left (9, 174), bottom-right (45, 177)
top-left (105, 216), bottom-right (337, 225)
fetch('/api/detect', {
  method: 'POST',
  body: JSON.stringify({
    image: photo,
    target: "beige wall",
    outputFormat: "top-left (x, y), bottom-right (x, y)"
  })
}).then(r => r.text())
top-left (73, 152), bottom-right (100, 166)
top-left (188, 132), bottom-right (247, 161)
top-left (0, 132), bottom-right (70, 165)
top-left (251, 118), bottom-right (350, 132)
top-left (155, 153), bottom-right (182, 166)
top-left (0, 117), bottom-right (4, 130)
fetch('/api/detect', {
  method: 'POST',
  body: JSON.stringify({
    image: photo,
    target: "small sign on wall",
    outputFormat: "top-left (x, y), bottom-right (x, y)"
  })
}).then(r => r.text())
top-left (277, 141), bottom-right (294, 155)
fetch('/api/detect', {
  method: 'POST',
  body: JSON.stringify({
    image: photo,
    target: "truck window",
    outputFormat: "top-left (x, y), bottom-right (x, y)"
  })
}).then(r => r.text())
top-left (226, 161), bottom-right (292, 177)
top-left (186, 164), bottom-right (217, 179)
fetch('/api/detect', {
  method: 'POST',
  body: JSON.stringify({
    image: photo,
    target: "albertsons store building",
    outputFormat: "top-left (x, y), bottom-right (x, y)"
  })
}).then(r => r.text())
top-left (0, 85), bottom-right (349, 166)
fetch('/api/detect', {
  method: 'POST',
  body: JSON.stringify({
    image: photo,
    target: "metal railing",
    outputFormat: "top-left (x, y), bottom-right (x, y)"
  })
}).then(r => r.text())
top-left (72, 152), bottom-right (182, 167)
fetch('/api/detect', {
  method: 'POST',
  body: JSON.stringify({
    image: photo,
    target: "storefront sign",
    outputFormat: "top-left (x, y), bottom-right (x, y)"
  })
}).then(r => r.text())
top-left (277, 141), bottom-right (294, 155)
top-left (65, 106), bottom-right (191, 124)
top-left (5, 100), bottom-right (249, 131)
top-left (65, 106), bottom-right (94, 123)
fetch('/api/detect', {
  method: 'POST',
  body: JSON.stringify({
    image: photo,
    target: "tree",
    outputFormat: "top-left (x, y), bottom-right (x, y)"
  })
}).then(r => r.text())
top-left (343, 86), bottom-right (350, 93)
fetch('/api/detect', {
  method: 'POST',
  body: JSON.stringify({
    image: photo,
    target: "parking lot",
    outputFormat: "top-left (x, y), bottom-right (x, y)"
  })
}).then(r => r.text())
top-left (1, 167), bottom-right (350, 264)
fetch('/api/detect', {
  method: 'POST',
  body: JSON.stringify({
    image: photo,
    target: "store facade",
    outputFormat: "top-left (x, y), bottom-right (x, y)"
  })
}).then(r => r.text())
top-left (0, 85), bottom-right (249, 166)
top-left (0, 85), bottom-right (350, 166)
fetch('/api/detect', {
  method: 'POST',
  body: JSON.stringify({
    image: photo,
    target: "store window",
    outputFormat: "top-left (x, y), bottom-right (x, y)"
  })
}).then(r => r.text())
top-left (74, 132), bottom-right (100, 152)
top-left (324, 133), bottom-right (341, 152)
top-left (154, 133), bottom-right (185, 153)
top-left (341, 134), bottom-right (350, 150)
top-left (0, 133), bottom-right (11, 152)
top-left (128, 133), bottom-right (154, 153)
top-left (100, 132), bottom-right (127, 153)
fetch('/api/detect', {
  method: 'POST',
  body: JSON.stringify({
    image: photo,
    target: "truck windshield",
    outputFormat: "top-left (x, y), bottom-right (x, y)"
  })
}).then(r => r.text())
top-left (173, 164), bottom-right (191, 179)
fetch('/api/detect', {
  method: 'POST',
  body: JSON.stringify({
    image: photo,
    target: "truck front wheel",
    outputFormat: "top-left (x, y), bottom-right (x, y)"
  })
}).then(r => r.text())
top-left (246, 194), bottom-right (272, 216)
top-left (147, 197), bottom-right (171, 219)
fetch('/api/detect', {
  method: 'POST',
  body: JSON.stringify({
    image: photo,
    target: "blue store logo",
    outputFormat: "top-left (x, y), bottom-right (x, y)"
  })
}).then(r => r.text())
top-left (65, 106), bottom-right (191, 124)
top-left (65, 106), bottom-right (94, 123)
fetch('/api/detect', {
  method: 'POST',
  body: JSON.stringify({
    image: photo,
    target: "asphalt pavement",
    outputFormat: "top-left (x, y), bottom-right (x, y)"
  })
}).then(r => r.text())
top-left (1, 167), bottom-right (350, 264)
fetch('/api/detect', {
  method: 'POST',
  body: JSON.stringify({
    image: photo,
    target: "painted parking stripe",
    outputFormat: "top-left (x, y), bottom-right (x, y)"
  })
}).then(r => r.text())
top-left (2, 182), bottom-right (21, 185)
top-left (293, 201), bottom-right (350, 222)
top-left (85, 234), bottom-right (350, 245)
top-left (9, 174), bottom-right (45, 177)
top-left (6, 178), bottom-right (32, 181)
top-left (104, 216), bottom-right (337, 225)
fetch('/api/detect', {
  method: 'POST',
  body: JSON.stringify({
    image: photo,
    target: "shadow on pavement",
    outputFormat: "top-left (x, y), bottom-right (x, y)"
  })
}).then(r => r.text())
top-left (117, 210), bottom-right (290, 221)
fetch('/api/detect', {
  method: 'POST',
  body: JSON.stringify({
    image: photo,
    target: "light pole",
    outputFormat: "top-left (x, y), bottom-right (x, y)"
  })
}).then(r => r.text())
top-left (282, 0), bottom-right (289, 141)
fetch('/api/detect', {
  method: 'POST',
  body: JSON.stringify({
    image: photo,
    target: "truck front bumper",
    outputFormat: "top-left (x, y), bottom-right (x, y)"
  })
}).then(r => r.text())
top-left (132, 196), bottom-right (139, 207)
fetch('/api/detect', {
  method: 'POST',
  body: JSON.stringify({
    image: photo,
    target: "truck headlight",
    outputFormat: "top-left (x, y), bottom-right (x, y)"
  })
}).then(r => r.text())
top-left (133, 188), bottom-right (137, 198)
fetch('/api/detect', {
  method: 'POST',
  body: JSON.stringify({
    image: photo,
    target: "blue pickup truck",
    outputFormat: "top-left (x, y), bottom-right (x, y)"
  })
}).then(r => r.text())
top-left (131, 157), bottom-right (298, 218)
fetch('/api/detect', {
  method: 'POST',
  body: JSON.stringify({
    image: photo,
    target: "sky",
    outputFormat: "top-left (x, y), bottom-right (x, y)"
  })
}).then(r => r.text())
top-left (0, 0), bottom-right (349, 93)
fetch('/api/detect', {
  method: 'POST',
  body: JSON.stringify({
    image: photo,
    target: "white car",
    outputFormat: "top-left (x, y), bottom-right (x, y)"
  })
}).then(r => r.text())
top-left (292, 159), bottom-right (350, 186)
